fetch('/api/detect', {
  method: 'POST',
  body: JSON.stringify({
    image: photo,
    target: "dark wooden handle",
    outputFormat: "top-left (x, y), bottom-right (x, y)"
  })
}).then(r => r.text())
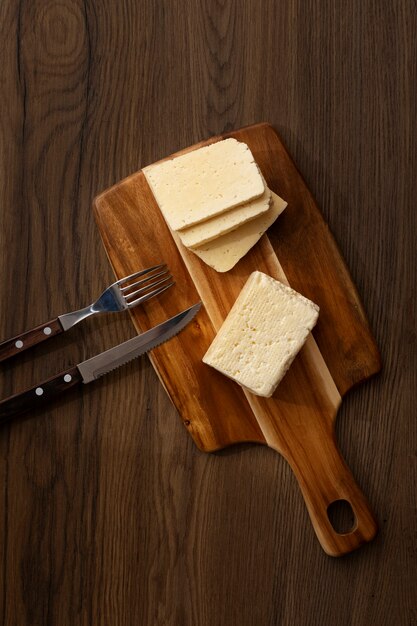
top-left (0, 366), bottom-right (82, 424)
top-left (0, 318), bottom-right (64, 363)
top-left (281, 431), bottom-right (378, 557)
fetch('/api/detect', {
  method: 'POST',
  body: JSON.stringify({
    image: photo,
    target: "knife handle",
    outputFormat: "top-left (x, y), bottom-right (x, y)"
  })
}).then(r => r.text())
top-left (0, 366), bottom-right (82, 425)
top-left (0, 318), bottom-right (64, 363)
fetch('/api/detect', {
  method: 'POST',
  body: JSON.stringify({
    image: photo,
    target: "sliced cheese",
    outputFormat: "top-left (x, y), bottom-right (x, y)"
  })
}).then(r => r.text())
top-left (143, 138), bottom-right (265, 231)
top-left (203, 271), bottom-right (319, 397)
top-left (189, 191), bottom-right (287, 272)
top-left (177, 180), bottom-right (271, 248)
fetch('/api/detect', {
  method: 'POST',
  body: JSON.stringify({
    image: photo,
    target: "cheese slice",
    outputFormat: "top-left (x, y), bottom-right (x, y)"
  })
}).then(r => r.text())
top-left (189, 191), bottom-right (287, 272)
top-left (143, 138), bottom-right (265, 231)
top-left (203, 271), bottom-right (319, 397)
top-left (177, 180), bottom-right (271, 248)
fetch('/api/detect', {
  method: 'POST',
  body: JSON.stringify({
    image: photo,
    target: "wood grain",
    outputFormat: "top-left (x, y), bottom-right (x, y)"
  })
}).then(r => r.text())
top-left (0, 0), bottom-right (416, 623)
top-left (94, 123), bottom-right (380, 556)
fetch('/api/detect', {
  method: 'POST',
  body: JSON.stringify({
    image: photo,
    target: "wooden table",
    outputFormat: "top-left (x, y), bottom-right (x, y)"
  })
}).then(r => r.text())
top-left (0, 1), bottom-right (415, 624)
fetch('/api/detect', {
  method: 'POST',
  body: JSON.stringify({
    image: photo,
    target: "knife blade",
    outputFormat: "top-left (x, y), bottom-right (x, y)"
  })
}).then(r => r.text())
top-left (0, 302), bottom-right (201, 424)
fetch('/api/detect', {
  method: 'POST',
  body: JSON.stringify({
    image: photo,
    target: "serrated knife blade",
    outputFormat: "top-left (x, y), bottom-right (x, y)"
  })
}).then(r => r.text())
top-left (78, 302), bottom-right (201, 382)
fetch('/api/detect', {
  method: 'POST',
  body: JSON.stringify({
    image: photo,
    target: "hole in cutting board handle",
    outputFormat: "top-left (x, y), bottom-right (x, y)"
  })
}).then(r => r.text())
top-left (327, 499), bottom-right (356, 534)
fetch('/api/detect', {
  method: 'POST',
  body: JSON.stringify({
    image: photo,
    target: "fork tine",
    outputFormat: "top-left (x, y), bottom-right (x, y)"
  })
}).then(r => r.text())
top-left (126, 281), bottom-right (175, 308)
top-left (124, 275), bottom-right (173, 302)
top-left (116, 264), bottom-right (167, 287)
top-left (119, 268), bottom-right (170, 294)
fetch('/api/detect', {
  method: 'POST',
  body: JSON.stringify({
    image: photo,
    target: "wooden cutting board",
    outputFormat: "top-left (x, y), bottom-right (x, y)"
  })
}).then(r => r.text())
top-left (94, 123), bottom-right (381, 557)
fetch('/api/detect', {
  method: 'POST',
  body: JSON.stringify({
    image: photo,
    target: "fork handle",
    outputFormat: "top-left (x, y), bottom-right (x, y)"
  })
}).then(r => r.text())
top-left (0, 318), bottom-right (63, 363)
top-left (0, 366), bottom-right (82, 424)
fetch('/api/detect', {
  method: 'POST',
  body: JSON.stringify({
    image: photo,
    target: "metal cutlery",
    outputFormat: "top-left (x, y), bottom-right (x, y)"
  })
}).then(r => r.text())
top-left (0, 264), bottom-right (173, 363)
top-left (0, 302), bottom-right (201, 424)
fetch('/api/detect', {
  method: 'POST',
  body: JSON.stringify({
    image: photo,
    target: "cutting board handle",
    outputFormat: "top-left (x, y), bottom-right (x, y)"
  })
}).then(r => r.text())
top-left (275, 429), bottom-right (378, 557)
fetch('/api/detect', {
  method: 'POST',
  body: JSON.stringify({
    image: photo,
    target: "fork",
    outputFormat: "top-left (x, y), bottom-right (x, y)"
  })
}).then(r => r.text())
top-left (0, 264), bottom-right (174, 363)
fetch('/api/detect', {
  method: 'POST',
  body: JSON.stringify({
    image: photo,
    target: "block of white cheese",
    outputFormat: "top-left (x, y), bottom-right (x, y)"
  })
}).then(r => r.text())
top-left (203, 271), bottom-right (319, 397)
top-left (143, 138), bottom-right (265, 230)
top-left (177, 180), bottom-right (271, 248)
top-left (188, 191), bottom-right (287, 272)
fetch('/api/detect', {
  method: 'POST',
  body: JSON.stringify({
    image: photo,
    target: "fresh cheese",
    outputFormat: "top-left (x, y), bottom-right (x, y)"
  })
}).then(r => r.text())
top-left (143, 138), bottom-right (265, 230)
top-left (177, 180), bottom-right (271, 248)
top-left (203, 271), bottom-right (319, 397)
top-left (189, 191), bottom-right (287, 272)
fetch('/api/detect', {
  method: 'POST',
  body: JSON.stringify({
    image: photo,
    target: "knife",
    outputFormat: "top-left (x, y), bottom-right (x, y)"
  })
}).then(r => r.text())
top-left (0, 303), bottom-right (201, 424)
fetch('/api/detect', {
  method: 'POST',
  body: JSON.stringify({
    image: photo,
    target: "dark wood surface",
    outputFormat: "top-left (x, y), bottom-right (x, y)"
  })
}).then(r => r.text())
top-left (0, 0), bottom-right (415, 623)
